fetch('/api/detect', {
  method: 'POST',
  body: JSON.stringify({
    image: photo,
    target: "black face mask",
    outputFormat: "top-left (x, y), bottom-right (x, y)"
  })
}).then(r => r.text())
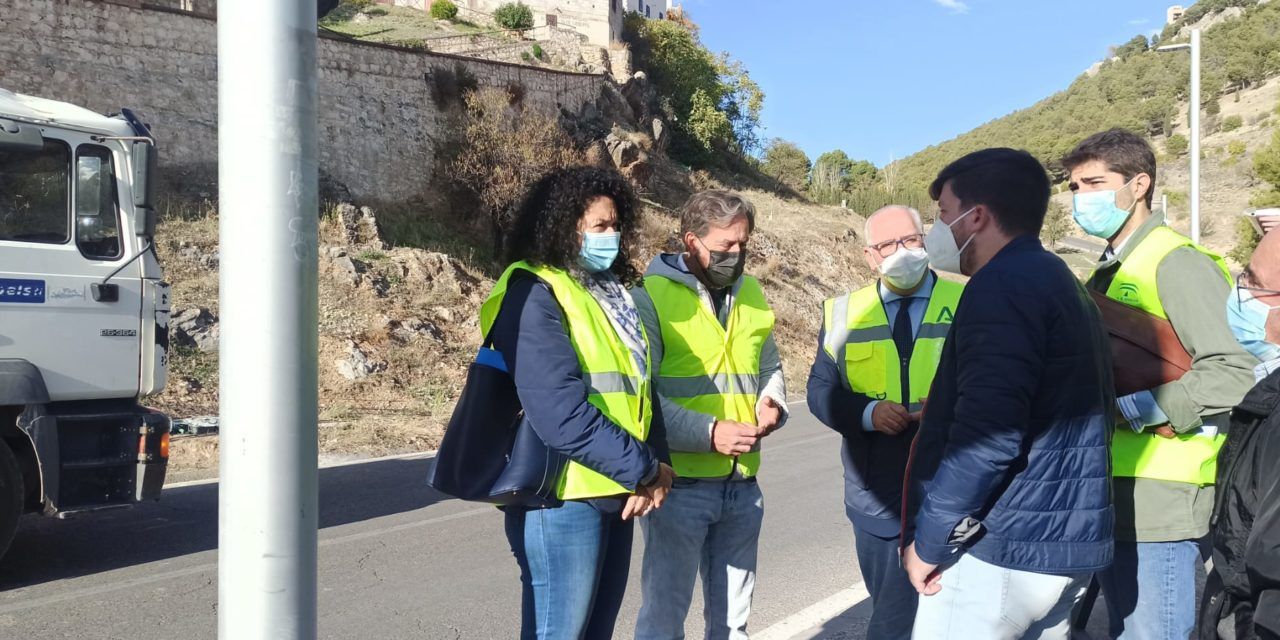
top-left (698, 241), bottom-right (747, 290)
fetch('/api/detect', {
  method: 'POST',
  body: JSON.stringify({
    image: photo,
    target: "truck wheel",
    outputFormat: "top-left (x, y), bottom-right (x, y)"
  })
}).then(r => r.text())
top-left (0, 441), bottom-right (22, 560)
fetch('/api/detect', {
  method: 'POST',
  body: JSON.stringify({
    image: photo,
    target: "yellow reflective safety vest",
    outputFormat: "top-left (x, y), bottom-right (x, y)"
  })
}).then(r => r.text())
top-left (480, 261), bottom-right (652, 501)
top-left (1095, 225), bottom-right (1231, 486)
top-left (643, 274), bottom-right (775, 479)
top-left (821, 277), bottom-right (964, 410)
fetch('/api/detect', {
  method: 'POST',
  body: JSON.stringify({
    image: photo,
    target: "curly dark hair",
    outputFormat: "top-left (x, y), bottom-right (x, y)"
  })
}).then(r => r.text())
top-left (505, 167), bottom-right (643, 285)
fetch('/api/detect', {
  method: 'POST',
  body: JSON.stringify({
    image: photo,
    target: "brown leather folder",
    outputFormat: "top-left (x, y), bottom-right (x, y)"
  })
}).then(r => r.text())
top-left (1088, 290), bottom-right (1192, 397)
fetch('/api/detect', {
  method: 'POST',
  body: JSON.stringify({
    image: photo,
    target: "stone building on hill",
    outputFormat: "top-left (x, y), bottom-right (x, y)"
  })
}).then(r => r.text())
top-left (452, 0), bottom-right (675, 46)
top-left (459, 0), bottom-right (621, 46)
top-left (628, 0), bottom-right (672, 20)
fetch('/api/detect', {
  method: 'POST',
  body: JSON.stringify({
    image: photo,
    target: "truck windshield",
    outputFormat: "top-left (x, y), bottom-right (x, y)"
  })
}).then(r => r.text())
top-left (0, 140), bottom-right (70, 244)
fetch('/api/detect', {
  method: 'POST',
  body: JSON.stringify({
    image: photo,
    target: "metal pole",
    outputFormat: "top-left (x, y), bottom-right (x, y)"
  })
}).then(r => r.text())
top-left (217, 0), bottom-right (319, 637)
top-left (1163, 193), bottom-right (1168, 218)
top-left (1190, 28), bottom-right (1202, 244)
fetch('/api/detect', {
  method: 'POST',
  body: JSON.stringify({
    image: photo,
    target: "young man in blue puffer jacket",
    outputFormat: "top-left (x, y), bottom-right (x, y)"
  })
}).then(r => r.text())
top-left (903, 148), bottom-right (1116, 638)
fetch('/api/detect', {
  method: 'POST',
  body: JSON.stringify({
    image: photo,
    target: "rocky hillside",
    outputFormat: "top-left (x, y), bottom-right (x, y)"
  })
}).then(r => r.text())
top-left (154, 157), bottom-right (869, 479)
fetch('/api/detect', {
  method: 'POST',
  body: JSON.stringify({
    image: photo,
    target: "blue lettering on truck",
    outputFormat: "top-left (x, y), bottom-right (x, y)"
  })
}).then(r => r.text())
top-left (0, 279), bottom-right (46, 303)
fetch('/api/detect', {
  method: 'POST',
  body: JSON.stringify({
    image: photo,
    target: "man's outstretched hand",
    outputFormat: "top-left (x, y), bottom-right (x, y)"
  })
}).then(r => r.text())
top-left (757, 396), bottom-right (783, 436)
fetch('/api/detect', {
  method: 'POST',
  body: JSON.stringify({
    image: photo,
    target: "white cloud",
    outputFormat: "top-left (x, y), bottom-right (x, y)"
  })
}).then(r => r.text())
top-left (934, 0), bottom-right (969, 14)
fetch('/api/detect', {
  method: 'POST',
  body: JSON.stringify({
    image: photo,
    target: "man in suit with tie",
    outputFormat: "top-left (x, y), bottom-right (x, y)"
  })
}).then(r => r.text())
top-left (807, 205), bottom-right (964, 640)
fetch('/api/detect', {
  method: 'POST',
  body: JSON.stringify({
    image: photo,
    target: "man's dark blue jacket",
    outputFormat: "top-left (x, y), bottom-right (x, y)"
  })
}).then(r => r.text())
top-left (906, 235), bottom-right (1115, 574)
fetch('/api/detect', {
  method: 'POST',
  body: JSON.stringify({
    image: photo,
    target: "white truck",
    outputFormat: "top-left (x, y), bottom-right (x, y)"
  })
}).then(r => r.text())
top-left (0, 89), bottom-right (171, 559)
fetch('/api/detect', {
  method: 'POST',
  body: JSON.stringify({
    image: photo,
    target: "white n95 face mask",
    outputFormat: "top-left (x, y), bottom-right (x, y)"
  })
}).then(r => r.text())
top-left (924, 207), bottom-right (976, 275)
top-left (879, 247), bottom-right (929, 290)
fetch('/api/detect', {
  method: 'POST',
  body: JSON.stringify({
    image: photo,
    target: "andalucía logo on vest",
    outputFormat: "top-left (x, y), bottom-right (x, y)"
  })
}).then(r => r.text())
top-left (1117, 282), bottom-right (1141, 305)
top-left (936, 307), bottom-right (954, 323)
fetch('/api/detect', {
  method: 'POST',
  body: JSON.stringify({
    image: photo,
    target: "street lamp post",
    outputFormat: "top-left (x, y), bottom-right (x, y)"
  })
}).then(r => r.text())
top-left (217, 0), bottom-right (320, 638)
top-left (1157, 28), bottom-right (1202, 244)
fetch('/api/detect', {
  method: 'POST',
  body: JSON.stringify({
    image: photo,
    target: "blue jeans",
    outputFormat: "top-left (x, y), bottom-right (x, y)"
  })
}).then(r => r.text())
top-left (635, 478), bottom-right (765, 640)
top-left (505, 500), bottom-right (634, 640)
top-left (1097, 540), bottom-right (1203, 640)
top-left (912, 553), bottom-right (1090, 640)
top-left (853, 526), bottom-right (917, 640)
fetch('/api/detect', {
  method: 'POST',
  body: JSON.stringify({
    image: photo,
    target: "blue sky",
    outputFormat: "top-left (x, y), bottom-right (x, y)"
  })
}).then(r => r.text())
top-left (689, 0), bottom-right (1186, 166)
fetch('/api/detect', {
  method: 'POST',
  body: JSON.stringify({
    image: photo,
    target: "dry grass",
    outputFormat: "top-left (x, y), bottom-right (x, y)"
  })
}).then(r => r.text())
top-left (149, 158), bottom-right (871, 474)
top-left (736, 190), bottom-right (872, 392)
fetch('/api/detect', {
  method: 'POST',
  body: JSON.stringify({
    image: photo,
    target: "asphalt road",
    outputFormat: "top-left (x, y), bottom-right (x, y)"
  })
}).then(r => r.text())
top-left (0, 405), bottom-right (872, 639)
top-left (0, 404), bottom-right (1122, 639)
top-left (1058, 237), bottom-right (1107, 255)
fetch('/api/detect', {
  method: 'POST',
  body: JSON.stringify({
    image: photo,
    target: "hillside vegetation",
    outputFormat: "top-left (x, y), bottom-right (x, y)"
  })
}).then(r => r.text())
top-left (890, 0), bottom-right (1279, 192)
top-left (758, 0), bottom-right (1278, 261)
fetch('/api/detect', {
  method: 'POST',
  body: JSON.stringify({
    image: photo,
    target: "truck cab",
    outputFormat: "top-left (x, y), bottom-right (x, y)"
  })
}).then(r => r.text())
top-left (0, 89), bottom-right (170, 559)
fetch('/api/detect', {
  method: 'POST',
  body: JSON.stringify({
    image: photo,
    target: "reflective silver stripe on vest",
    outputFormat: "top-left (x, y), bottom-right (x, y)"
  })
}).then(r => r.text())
top-left (845, 326), bottom-right (895, 343)
top-left (917, 322), bottom-right (951, 340)
top-left (825, 295), bottom-right (896, 387)
top-left (657, 373), bottom-right (761, 398)
top-left (907, 402), bottom-right (924, 413)
top-left (582, 371), bottom-right (639, 396)
top-left (825, 293), bottom-right (853, 386)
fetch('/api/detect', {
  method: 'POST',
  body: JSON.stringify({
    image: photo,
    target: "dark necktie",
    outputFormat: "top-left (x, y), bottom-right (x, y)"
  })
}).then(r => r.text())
top-left (892, 298), bottom-right (914, 406)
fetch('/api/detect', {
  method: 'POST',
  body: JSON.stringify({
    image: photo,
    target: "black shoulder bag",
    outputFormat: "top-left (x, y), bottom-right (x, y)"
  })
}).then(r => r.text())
top-left (426, 339), bottom-right (565, 508)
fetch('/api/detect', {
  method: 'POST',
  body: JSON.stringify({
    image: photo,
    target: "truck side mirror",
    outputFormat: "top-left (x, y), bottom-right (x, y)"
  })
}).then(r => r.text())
top-left (131, 141), bottom-right (158, 237)
top-left (0, 119), bottom-right (44, 151)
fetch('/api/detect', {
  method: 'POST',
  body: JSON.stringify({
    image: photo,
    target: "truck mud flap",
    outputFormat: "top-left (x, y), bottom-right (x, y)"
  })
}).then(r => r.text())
top-left (19, 400), bottom-right (169, 513)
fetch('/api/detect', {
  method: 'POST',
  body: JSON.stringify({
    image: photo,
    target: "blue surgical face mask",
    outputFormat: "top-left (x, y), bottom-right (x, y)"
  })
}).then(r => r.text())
top-left (1073, 177), bottom-right (1137, 239)
top-left (1226, 286), bottom-right (1280, 362)
top-left (578, 231), bottom-right (620, 273)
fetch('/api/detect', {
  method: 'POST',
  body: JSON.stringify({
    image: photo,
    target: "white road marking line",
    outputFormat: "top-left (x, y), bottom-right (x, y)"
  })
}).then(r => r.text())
top-left (754, 583), bottom-right (871, 640)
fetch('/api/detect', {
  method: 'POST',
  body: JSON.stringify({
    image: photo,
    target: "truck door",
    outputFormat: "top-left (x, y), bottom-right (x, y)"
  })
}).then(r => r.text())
top-left (0, 134), bottom-right (143, 401)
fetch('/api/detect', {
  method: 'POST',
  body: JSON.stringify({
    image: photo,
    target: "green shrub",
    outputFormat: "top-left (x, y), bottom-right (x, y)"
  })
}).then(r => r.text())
top-left (1166, 134), bottom-right (1189, 157)
top-left (451, 88), bottom-right (581, 253)
top-left (760, 139), bottom-right (811, 193)
top-left (1041, 201), bottom-right (1072, 249)
top-left (623, 11), bottom-right (763, 166)
top-left (1221, 115), bottom-right (1244, 132)
top-left (494, 3), bottom-right (534, 30)
top-left (1229, 216), bottom-right (1262, 264)
top-left (520, 51), bottom-right (532, 62)
top-left (430, 0), bottom-right (458, 19)
top-left (365, 6), bottom-right (387, 15)
top-left (686, 88), bottom-right (734, 155)
top-left (531, 43), bottom-right (544, 59)
top-left (1228, 140), bottom-right (1247, 156)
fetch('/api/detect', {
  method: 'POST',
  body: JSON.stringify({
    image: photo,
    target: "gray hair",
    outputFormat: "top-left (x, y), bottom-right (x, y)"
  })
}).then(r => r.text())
top-left (679, 190), bottom-right (757, 237)
top-left (864, 205), bottom-right (923, 242)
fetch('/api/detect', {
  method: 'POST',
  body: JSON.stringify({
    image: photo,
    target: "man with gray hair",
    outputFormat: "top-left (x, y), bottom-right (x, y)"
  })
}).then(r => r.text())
top-left (633, 189), bottom-right (787, 639)
top-left (807, 205), bottom-right (964, 639)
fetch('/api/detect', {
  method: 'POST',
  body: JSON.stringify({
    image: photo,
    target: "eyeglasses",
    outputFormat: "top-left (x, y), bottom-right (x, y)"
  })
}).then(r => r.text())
top-left (869, 234), bottom-right (925, 258)
top-left (1236, 271), bottom-right (1280, 306)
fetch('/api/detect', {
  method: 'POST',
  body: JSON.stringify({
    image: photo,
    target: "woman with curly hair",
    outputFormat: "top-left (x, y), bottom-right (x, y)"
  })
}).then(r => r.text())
top-left (479, 166), bottom-right (675, 639)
